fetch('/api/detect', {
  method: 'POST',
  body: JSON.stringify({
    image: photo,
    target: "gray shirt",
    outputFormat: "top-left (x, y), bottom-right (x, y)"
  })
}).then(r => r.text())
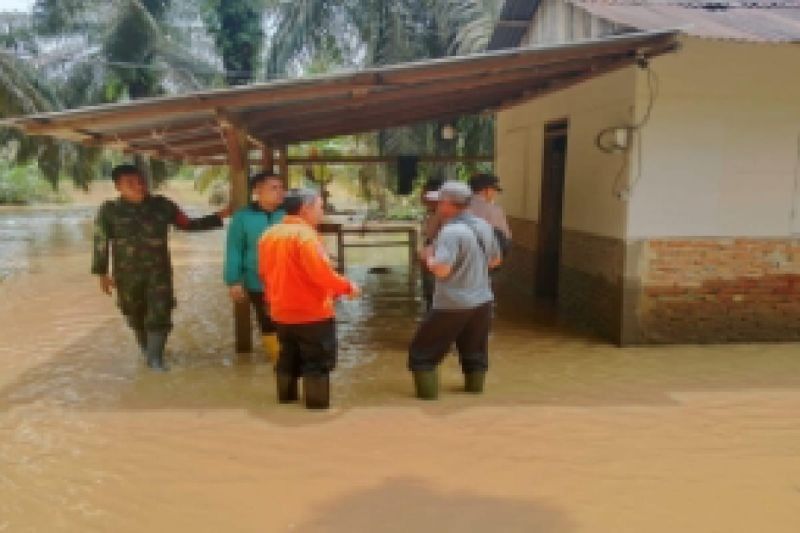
top-left (432, 213), bottom-right (500, 310)
top-left (467, 195), bottom-right (512, 239)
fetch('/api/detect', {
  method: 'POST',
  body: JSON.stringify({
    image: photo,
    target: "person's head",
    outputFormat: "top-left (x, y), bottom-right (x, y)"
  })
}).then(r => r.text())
top-left (250, 172), bottom-right (285, 210)
top-left (469, 173), bottom-right (503, 203)
top-left (112, 164), bottom-right (147, 203)
top-left (282, 188), bottom-right (324, 226)
top-left (424, 181), bottom-right (472, 221)
top-left (421, 177), bottom-right (443, 212)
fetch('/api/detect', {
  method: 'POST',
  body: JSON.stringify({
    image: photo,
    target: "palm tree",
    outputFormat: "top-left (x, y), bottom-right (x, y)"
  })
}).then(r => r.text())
top-left (265, 0), bottom-right (499, 175)
top-left (201, 0), bottom-right (266, 86)
top-left (11, 0), bottom-right (224, 188)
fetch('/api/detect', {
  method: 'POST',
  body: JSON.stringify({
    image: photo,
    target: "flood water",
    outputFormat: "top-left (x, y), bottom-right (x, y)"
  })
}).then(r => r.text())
top-left (1, 204), bottom-right (799, 532)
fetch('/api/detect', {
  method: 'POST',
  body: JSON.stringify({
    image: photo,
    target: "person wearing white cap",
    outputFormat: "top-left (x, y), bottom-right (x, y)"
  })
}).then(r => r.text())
top-left (409, 180), bottom-right (502, 399)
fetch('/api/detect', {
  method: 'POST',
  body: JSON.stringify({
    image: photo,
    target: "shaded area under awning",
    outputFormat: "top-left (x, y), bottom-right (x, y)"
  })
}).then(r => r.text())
top-left (1, 30), bottom-right (679, 166)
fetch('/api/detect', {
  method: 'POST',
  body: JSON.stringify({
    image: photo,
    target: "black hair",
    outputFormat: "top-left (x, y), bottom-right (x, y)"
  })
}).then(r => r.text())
top-left (111, 164), bottom-right (142, 183)
top-left (282, 188), bottom-right (319, 215)
top-left (249, 172), bottom-right (283, 189)
top-left (423, 177), bottom-right (443, 193)
top-left (469, 173), bottom-right (499, 193)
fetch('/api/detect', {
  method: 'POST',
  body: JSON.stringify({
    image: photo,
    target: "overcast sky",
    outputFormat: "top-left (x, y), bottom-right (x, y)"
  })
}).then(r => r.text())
top-left (2, 0), bottom-right (35, 12)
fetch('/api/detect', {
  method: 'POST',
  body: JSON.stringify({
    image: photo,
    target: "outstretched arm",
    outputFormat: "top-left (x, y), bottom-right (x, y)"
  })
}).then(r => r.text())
top-left (167, 197), bottom-right (230, 232)
top-left (174, 208), bottom-right (226, 231)
top-left (300, 239), bottom-right (359, 297)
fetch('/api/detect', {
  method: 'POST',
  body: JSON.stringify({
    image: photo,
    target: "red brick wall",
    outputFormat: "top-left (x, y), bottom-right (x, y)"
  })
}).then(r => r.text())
top-left (628, 238), bottom-right (800, 343)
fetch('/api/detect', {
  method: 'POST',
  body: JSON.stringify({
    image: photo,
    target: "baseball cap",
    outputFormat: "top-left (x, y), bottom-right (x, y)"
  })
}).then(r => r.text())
top-left (424, 180), bottom-right (472, 204)
top-left (469, 173), bottom-right (503, 193)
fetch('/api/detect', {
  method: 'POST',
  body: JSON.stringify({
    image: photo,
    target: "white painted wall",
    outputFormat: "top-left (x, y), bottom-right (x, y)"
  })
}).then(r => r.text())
top-left (495, 66), bottom-right (638, 239)
top-left (627, 38), bottom-right (800, 238)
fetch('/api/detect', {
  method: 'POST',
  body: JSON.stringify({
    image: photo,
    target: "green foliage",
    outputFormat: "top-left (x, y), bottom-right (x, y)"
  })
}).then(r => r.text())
top-left (203, 0), bottom-right (264, 85)
top-left (32, 0), bottom-right (91, 35)
top-left (0, 161), bottom-right (70, 204)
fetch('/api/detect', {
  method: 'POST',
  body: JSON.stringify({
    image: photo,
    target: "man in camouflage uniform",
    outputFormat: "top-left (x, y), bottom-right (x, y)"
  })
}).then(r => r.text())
top-left (92, 164), bottom-right (229, 371)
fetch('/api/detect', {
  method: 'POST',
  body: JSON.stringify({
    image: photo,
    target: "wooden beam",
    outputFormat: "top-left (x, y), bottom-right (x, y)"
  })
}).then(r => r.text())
top-left (284, 155), bottom-right (493, 165)
top-left (89, 119), bottom-right (218, 144)
top-left (276, 144), bottom-right (289, 187)
top-left (219, 118), bottom-right (253, 354)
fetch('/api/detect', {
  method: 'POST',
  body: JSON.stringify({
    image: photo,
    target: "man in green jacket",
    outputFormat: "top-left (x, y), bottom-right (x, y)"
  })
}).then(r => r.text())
top-left (92, 164), bottom-right (230, 371)
top-left (223, 172), bottom-right (286, 362)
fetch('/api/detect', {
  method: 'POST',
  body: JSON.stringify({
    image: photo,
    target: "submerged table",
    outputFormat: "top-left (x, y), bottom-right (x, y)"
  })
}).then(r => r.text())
top-left (319, 222), bottom-right (419, 294)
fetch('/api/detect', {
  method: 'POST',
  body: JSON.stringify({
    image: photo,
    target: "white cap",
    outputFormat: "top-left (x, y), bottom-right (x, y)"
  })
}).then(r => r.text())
top-left (423, 180), bottom-right (472, 204)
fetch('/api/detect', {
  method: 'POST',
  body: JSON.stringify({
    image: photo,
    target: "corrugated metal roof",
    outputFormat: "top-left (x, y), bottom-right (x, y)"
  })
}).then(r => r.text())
top-left (573, 1), bottom-right (800, 42)
top-left (1, 31), bottom-right (679, 165)
top-left (489, 0), bottom-right (800, 47)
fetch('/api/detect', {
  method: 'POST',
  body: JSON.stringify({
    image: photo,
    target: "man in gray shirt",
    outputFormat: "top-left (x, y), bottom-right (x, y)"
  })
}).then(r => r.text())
top-left (409, 181), bottom-right (502, 399)
top-left (468, 173), bottom-right (511, 257)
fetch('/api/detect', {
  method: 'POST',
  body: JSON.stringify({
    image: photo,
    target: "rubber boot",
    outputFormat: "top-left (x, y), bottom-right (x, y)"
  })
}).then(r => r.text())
top-left (413, 370), bottom-right (439, 400)
top-left (303, 375), bottom-right (330, 410)
top-left (276, 373), bottom-right (298, 403)
top-left (261, 334), bottom-right (280, 364)
top-left (133, 328), bottom-right (147, 356)
top-left (464, 371), bottom-right (486, 394)
top-left (145, 330), bottom-right (169, 372)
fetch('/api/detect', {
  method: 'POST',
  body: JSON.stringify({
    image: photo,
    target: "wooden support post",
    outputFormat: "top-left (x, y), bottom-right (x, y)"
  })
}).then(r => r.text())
top-left (276, 144), bottom-right (289, 187)
top-left (220, 120), bottom-right (253, 354)
top-left (408, 227), bottom-right (418, 296)
top-left (261, 144), bottom-right (274, 174)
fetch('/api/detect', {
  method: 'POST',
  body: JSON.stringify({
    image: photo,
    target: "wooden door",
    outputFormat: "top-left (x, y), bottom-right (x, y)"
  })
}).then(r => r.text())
top-left (536, 120), bottom-right (568, 301)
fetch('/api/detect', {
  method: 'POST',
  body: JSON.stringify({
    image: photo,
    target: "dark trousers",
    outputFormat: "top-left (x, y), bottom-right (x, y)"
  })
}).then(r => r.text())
top-left (421, 270), bottom-right (435, 311)
top-left (408, 302), bottom-right (493, 373)
top-left (116, 272), bottom-right (175, 333)
top-left (247, 291), bottom-right (277, 334)
top-left (275, 319), bottom-right (337, 377)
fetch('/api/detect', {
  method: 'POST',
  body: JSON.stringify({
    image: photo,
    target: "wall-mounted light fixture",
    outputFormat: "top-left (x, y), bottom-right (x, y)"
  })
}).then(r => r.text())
top-left (441, 124), bottom-right (457, 141)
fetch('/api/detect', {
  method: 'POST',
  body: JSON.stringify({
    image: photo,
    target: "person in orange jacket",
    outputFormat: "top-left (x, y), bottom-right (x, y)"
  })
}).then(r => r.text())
top-left (258, 188), bottom-right (360, 409)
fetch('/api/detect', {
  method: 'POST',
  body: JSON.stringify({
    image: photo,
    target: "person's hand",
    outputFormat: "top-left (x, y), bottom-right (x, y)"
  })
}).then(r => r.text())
top-left (348, 282), bottom-right (361, 299)
top-left (229, 284), bottom-right (247, 303)
top-left (99, 275), bottom-right (115, 296)
top-left (217, 205), bottom-right (233, 219)
top-left (418, 245), bottom-right (433, 262)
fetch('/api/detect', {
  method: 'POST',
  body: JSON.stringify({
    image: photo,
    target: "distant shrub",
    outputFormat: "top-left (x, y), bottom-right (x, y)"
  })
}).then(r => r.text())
top-left (0, 162), bottom-right (70, 205)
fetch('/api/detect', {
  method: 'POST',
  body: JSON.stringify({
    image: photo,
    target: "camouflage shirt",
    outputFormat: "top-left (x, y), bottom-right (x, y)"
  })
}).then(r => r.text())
top-left (92, 194), bottom-right (222, 277)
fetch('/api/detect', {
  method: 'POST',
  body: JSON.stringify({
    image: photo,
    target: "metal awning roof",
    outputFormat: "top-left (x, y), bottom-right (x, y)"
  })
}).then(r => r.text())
top-left (0, 30), bottom-right (679, 166)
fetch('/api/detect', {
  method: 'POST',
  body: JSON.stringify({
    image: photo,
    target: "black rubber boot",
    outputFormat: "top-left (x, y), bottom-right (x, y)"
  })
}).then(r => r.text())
top-left (303, 375), bottom-right (330, 410)
top-left (145, 331), bottom-right (169, 372)
top-left (133, 328), bottom-right (147, 356)
top-left (276, 373), bottom-right (299, 403)
top-left (413, 370), bottom-right (439, 400)
top-left (464, 371), bottom-right (486, 394)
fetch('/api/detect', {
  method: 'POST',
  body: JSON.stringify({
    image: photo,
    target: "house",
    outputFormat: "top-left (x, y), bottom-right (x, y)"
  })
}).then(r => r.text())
top-left (490, 0), bottom-right (800, 344)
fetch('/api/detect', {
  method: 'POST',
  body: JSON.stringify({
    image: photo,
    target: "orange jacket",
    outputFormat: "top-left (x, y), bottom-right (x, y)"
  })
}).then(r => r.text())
top-left (258, 215), bottom-right (354, 324)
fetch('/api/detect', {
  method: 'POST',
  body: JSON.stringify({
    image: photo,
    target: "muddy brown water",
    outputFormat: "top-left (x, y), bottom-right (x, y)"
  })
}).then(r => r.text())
top-left (1, 205), bottom-right (799, 532)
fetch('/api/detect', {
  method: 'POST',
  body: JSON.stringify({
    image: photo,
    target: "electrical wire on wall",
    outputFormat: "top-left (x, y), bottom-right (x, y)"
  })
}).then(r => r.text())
top-left (595, 58), bottom-right (660, 200)
top-left (789, 132), bottom-right (800, 235)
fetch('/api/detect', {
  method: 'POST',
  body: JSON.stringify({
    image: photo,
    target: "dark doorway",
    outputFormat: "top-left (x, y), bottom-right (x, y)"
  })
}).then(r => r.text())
top-left (536, 119), bottom-right (569, 302)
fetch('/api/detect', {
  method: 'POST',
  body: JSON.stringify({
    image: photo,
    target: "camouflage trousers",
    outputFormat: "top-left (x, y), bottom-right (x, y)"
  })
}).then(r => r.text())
top-left (115, 271), bottom-right (176, 333)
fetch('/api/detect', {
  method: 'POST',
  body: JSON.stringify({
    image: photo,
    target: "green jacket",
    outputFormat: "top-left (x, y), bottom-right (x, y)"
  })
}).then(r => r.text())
top-left (92, 195), bottom-right (222, 278)
top-left (224, 204), bottom-right (285, 292)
